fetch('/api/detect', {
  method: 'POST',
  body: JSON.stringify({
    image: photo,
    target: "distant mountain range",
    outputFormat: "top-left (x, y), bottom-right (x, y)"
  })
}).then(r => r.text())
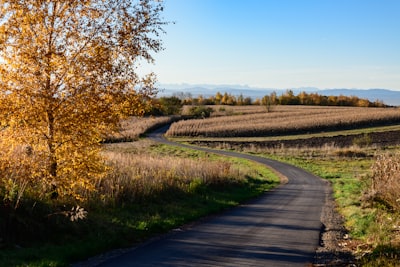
top-left (157, 84), bottom-right (400, 106)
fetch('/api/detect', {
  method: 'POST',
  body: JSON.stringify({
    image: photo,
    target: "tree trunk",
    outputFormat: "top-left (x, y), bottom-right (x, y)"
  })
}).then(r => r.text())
top-left (47, 110), bottom-right (58, 199)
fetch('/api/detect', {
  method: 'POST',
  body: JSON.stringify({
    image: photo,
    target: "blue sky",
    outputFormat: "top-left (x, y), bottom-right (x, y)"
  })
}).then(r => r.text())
top-left (141, 0), bottom-right (400, 90)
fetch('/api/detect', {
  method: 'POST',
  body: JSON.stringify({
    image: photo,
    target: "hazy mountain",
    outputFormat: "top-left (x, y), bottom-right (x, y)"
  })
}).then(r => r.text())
top-left (157, 84), bottom-right (400, 106)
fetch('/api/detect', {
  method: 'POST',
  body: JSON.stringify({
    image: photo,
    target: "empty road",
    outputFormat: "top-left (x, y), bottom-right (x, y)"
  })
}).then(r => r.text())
top-left (94, 126), bottom-right (329, 266)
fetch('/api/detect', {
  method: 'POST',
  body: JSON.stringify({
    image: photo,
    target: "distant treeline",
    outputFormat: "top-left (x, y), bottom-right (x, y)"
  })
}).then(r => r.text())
top-left (150, 90), bottom-right (387, 116)
top-left (173, 90), bottom-right (385, 107)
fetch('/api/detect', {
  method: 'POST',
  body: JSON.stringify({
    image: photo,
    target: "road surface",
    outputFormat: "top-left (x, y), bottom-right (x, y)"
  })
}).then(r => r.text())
top-left (94, 125), bottom-right (329, 266)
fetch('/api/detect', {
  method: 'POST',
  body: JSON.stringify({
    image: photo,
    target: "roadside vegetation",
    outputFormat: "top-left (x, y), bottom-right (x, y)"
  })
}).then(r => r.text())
top-left (0, 136), bottom-right (279, 266)
top-left (251, 145), bottom-right (400, 266)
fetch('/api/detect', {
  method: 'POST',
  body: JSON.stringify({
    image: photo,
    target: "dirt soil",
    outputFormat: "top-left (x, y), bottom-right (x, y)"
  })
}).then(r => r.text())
top-left (188, 130), bottom-right (400, 150)
top-left (313, 187), bottom-right (357, 266)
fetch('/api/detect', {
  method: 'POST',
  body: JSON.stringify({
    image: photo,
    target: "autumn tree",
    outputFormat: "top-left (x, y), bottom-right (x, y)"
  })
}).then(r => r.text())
top-left (261, 95), bottom-right (273, 112)
top-left (237, 93), bottom-right (245, 105)
top-left (215, 92), bottom-right (222, 105)
top-left (0, 0), bottom-right (165, 204)
top-left (158, 96), bottom-right (183, 115)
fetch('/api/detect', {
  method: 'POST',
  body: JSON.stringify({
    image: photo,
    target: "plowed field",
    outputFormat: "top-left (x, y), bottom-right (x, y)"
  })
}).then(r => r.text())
top-left (187, 130), bottom-right (400, 149)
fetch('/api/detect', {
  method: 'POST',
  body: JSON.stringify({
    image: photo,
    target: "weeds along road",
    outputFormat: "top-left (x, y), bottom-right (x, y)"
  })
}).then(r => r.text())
top-left (97, 125), bottom-right (329, 267)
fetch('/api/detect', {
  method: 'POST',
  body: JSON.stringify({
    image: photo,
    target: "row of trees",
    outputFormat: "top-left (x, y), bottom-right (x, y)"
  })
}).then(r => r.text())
top-left (153, 90), bottom-right (387, 116)
top-left (170, 90), bottom-right (386, 108)
top-left (266, 90), bottom-right (386, 107)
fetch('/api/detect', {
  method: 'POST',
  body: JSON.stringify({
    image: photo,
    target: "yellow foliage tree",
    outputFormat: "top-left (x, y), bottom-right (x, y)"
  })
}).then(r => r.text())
top-left (0, 0), bottom-right (165, 204)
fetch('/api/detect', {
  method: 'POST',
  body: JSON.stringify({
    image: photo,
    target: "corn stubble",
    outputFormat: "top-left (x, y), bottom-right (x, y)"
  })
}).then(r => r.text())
top-left (166, 106), bottom-right (400, 137)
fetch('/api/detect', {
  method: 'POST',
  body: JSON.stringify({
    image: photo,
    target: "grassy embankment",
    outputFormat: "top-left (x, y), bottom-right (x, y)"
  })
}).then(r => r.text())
top-left (167, 105), bottom-right (400, 266)
top-left (0, 136), bottom-right (279, 266)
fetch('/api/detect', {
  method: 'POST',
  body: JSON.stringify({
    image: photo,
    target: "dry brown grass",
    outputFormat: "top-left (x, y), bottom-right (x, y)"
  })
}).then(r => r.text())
top-left (370, 153), bottom-right (400, 212)
top-left (0, 143), bottom-right (48, 210)
top-left (98, 147), bottom-right (247, 205)
top-left (166, 106), bottom-right (400, 137)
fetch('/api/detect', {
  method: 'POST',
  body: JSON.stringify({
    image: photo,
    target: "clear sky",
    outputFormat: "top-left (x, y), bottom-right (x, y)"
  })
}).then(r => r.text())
top-left (140, 0), bottom-right (400, 90)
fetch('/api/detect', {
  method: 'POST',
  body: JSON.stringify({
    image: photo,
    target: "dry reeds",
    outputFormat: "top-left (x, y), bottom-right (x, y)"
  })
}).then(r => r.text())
top-left (370, 153), bottom-right (400, 212)
top-left (98, 151), bottom-right (246, 205)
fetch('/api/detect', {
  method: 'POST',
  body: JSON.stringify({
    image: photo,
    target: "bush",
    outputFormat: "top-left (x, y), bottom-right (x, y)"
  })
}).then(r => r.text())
top-left (188, 106), bottom-right (213, 118)
top-left (353, 133), bottom-right (372, 147)
top-left (369, 153), bottom-right (400, 211)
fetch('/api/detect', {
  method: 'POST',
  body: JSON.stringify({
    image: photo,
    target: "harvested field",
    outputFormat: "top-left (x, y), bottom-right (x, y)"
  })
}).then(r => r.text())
top-left (184, 105), bottom-right (268, 117)
top-left (166, 106), bottom-right (400, 138)
top-left (105, 115), bottom-right (179, 142)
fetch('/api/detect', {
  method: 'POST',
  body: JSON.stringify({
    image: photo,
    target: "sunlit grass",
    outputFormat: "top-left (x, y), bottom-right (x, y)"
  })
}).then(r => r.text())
top-left (0, 141), bottom-right (279, 267)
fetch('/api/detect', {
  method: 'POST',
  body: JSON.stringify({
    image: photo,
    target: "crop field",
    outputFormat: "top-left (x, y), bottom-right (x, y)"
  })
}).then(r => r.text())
top-left (166, 105), bottom-right (400, 138)
top-left (182, 104), bottom-right (268, 117)
top-left (105, 115), bottom-right (179, 142)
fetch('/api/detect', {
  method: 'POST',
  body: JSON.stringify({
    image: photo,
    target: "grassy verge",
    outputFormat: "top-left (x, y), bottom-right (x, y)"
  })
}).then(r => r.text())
top-left (0, 141), bottom-right (280, 267)
top-left (249, 145), bottom-right (400, 266)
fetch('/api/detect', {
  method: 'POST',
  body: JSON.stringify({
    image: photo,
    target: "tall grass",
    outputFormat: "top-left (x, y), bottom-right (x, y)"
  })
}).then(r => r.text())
top-left (0, 139), bottom-right (279, 266)
top-left (99, 150), bottom-right (247, 205)
top-left (369, 153), bottom-right (400, 212)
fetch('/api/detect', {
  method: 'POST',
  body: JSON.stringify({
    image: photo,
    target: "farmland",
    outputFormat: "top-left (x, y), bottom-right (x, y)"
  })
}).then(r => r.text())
top-left (105, 116), bottom-right (179, 142)
top-left (115, 106), bottom-right (400, 265)
top-left (2, 104), bottom-right (399, 266)
top-left (166, 105), bottom-right (400, 138)
top-left (163, 105), bottom-right (400, 265)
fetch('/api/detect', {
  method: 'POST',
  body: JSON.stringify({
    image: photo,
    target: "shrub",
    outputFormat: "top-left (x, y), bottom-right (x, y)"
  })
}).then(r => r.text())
top-left (369, 153), bottom-right (400, 211)
top-left (353, 133), bottom-right (372, 147)
top-left (188, 106), bottom-right (214, 118)
top-left (157, 96), bottom-right (183, 115)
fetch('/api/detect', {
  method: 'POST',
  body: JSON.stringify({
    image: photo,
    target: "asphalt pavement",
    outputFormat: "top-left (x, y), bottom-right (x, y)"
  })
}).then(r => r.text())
top-left (83, 125), bottom-right (329, 266)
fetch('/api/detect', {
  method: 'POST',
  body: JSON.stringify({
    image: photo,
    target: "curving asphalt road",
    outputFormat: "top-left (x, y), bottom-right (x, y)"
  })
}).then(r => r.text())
top-left (94, 125), bottom-right (329, 267)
